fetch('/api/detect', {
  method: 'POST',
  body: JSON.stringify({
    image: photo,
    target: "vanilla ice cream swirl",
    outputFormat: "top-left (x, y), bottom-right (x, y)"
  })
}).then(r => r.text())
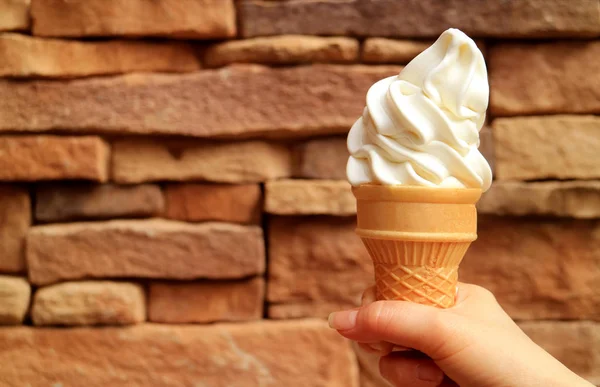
top-left (347, 28), bottom-right (492, 191)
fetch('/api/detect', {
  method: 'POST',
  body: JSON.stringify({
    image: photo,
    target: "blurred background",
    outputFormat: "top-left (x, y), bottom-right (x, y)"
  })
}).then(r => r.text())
top-left (0, 0), bottom-right (598, 386)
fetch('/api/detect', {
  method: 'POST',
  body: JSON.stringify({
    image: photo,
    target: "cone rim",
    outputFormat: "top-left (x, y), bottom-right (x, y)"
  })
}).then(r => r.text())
top-left (357, 229), bottom-right (477, 242)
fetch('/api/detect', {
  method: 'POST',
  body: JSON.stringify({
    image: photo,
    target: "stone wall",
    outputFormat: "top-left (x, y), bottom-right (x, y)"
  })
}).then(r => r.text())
top-left (0, 1), bottom-right (599, 386)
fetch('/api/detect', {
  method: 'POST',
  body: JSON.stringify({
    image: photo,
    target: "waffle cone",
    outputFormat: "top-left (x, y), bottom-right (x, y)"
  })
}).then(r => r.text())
top-left (353, 184), bottom-right (482, 308)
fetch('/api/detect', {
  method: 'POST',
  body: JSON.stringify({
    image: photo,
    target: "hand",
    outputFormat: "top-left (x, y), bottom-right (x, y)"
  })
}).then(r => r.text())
top-left (329, 283), bottom-right (593, 387)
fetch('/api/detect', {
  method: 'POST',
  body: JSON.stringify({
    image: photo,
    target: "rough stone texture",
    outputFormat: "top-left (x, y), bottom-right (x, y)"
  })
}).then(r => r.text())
top-left (35, 183), bottom-right (164, 222)
top-left (478, 181), bottom-right (600, 219)
top-left (31, 281), bottom-right (145, 326)
top-left (268, 216), bottom-right (372, 319)
top-left (461, 216), bottom-right (600, 321)
top-left (0, 33), bottom-right (201, 78)
top-left (0, 0), bottom-right (30, 31)
top-left (0, 320), bottom-right (359, 387)
top-left (149, 277), bottom-right (264, 323)
top-left (352, 342), bottom-right (392, 387)
top-left (112, 140), bottom-right (292, 184)
top-left (0, 65), bottom-right (401, 138)
top-left (204, 35), bottom-right (359, 67)
top-left (31, 0), bottom-right (236, 38)
top-left (493, 115), bottom-right (600, 180)
top-left (239, 0), bottom-right (600, 38)
top-left (0, 185), bottom-right (30, 273)
top-left (519, 321), bottom-right (600, 385)
top-left (362, 38), bottom-right (430, 64)
top-left (265, 179), bottom-right (354, 216)
top-left (27, 219), bottom-right (265, 286)
top-left (164, 183), bottom-right (261, 224)
top-left (0, 276), bottom-right (30, 324)
top-left (0, 136), bottom-right (109, 182)
top-left (490, 41), bottom-right (600, 116)
top-left (293, 137), bottom-right (348, 180)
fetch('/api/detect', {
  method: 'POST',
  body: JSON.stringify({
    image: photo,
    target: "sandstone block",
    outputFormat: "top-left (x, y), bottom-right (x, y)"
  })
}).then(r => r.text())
top-left (0, 65), bottom-right (401, 138)
top-left (204, 35), bottom-right (359, 67)
top-left (493, 115), bottom-right (600, 180)
top-left (362, 39), bottom-right (430, 64)
top-left (461, 216), bottom-right (600, 321)
top-left (268, 216), bottom-right (372, 318)
top-left (164, 183), bottom-right (261, 224)
top-left (265, 179), bottom-right (354, 216)
top-left (149, 277), bottom-right (264, 323)
top-left (0, 185), bottom-right (30, 272)
top-left (112, 140), bottom-right (292, 184)
top-left (239, 0), bottom-right (600, 38)
top-left (27, 219), bottom-right (265, 285)
top-left (0, 33), bottom-right (200, 78)
top-left (0, 136), bottom-right (108, 182)
top-left (519, 321), bottom-right (600, 385)
top-left (293, 137), bottom-right (348, 180)
top-left (478, 181), bottom-right (600, 218)
top-left (35, 183), bottom-right (164, 222)
top-left (31, 0), bottom-right (236, 38)
top-left (0, 0), bottom-right (30, 31)
top-left (31, 281), bottom-right (145, 326)
top-left (0, 275), bottom-right (30, 324)
top-left (490, 41), bottom-right (600, 115)
top-left (0, 320), bottom-right (359, 386)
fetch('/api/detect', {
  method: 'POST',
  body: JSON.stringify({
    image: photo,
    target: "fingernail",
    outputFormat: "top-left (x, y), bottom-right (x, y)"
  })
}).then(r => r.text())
top-left (328, 310), bottom-right (358, 330)
top-left (417, 363), bottom-right (444, 383)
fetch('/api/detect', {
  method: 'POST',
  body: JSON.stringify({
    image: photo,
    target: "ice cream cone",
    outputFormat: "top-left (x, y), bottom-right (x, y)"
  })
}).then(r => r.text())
top-left (353, 184), bottom-right (482, 308)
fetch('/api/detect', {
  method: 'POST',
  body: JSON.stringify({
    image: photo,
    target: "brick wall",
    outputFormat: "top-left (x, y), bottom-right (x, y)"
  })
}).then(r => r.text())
top-left (0, 1), bottom-right (599, 386)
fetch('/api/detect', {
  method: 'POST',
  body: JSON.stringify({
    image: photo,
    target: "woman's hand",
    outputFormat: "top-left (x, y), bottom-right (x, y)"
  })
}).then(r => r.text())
top-left (329, 283), bottom-right (593, 387)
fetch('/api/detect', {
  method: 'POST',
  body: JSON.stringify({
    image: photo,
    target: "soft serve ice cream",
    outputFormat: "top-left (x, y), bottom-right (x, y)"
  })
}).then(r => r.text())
top-left (347, 28), bottom-right (492, 191)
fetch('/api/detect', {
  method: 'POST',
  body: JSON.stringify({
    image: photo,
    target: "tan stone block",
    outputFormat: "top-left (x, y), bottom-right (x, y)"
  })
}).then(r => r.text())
top-left (164, 183), bottom-right (260, 224)
top-left (149, 277), bottom-right (264, 323)
top-left (265, 179), bottom-right (355, 216)
top-left (112, 140), bottom-right (292, 184)
top-left (239, 0), bottom-right (600, 38)
top-left (204, 35), bottom-right (359, 67)
top-left (0, 33), bottom-right (200, 78)
top-left (362, 39), bottom-right (430, 64)
top-left (490, 41), bottom-right (600, 115)
top-left (0, 0), bottom-right (30, 31)
top-left (0, 275), bottom-right (30, 324)
top-left (0, 65), bottom-right (401, 137)
top-left (461, 217), bottom-right (600, 321)
top-left (31, 0), bottom-right (236, 38)
top-left (493, 115), bottom-right (600, 180)
top-left (294, 137), bottom-right (348, 180)
top-left (0, 136), bottom-right (108, 182)
top-left (27, 219), bottom-right (265, 285)
top-left (478, 181), bottom-right (600, 218)
top-left (519, 321), bottom-right (600, 385)
top-left (31, 281), bottom-right (145, 326)
top-left (0, 320), bottom-right (359, 387)
top-left (35, 183), bottom-right (164, 222)
top-left (0, 185), bottom-right (30, 273)
top-left (268, 216), bottom-right (372, 319)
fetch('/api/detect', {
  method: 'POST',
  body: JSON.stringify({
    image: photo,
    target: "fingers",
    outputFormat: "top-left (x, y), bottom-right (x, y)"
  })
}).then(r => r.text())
top-left (379, 352), bottom-right (458, 387)
top-left (361, 286), bottom-right (376, 306)
top-left (329, 300), bottom-right (447, 356)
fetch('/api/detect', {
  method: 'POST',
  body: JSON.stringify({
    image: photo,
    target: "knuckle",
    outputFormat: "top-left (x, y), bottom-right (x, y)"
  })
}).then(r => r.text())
top-left (360, 300), bottom-right (391, 334)
top-left (475, 285), bottom-right (498, 303)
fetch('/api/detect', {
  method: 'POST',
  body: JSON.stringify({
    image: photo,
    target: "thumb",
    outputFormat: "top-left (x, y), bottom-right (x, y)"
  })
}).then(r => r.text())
top-left (328, 300), bottom-right (452, 357)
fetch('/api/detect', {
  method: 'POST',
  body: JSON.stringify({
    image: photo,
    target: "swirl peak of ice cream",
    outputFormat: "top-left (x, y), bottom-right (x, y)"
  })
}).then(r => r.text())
top-left (347, 28), bottom-right (492, 191)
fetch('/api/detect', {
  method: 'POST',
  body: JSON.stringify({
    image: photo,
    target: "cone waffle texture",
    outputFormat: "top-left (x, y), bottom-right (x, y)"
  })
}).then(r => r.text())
top-left (362, 238), bottom-right (471, 307)
top-left (352, 185), bottom-right (482, 308)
